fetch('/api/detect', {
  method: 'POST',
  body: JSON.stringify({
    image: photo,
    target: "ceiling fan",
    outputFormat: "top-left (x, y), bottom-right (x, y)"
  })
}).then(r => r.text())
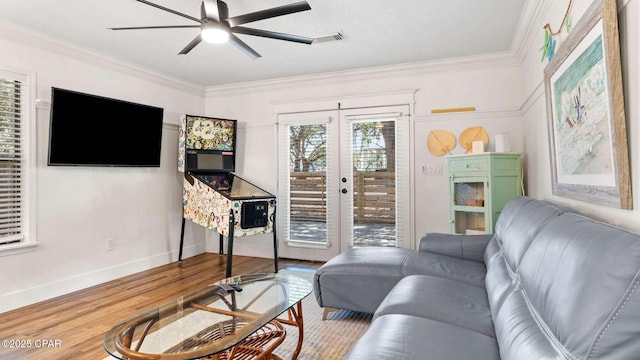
top-left (109, 0), bottom-right (313, 59)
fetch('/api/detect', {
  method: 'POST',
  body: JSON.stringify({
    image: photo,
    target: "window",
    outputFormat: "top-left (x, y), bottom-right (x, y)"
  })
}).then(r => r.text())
top-left (0, 69), bottom-right (35, 253)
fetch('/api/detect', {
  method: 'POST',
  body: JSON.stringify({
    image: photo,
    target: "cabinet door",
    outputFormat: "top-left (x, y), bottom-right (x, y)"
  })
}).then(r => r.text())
top-left (450, 176), bottom-right (489, 234)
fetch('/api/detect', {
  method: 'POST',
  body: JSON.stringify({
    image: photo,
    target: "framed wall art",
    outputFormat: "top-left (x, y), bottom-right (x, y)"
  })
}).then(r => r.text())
top-left (543, 0), bottom-right (631, 209)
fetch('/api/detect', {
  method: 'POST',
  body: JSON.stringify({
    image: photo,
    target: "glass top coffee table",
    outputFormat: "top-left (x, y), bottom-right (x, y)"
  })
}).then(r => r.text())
top-left (104, 273), bottom-right (312, 360)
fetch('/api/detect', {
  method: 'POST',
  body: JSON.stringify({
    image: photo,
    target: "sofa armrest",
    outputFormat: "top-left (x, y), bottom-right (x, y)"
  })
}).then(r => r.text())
top-left (418, 233), bottom-right (494, 263)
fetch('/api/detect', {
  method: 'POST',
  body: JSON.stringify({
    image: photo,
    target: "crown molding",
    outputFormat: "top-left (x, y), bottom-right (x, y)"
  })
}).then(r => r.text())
top-left (0, 20), bottom-right (205, 97)
top-left (512, 0), bottom-right (555, 64)
top-left (513, 0), bottom-right (632, 64)
top-left (205, 52), bottom-right (520, 98)
top-left (515, 0), bottom-right (633, 114)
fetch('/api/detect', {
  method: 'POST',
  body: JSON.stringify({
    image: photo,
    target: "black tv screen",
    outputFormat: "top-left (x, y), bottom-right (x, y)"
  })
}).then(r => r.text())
top-left (48, 87), bottom-right (164, 167)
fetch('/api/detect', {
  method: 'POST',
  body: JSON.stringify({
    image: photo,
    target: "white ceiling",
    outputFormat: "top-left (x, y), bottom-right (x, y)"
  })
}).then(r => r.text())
top-left (0, 0), bottom-right (527, 87)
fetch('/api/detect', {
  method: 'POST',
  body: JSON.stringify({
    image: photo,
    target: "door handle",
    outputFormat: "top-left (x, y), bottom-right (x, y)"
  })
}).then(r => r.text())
top-left (341, 188), bottom-right (348, 194)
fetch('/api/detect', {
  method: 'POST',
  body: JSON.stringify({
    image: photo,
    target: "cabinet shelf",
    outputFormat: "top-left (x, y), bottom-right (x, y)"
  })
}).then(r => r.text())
top-left (451, 205), bottom-right (486, 212)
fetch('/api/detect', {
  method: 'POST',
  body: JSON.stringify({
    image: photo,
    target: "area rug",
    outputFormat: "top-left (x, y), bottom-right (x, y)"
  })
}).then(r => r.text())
top-left (272, 295), bottom-right (371, 359)
top-left (274, 266), bottom-right (372, 358)
top-left (103, 268), bottom-right (372, 359)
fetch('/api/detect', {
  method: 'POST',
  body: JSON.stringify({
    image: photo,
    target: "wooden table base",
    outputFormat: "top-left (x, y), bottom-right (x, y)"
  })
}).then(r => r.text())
top-left (204, 321), bottom-right (286, 360)
top-left (276, 302), bottom-right (305, 360)
top-left (202, 300), bottom-right (305, 360)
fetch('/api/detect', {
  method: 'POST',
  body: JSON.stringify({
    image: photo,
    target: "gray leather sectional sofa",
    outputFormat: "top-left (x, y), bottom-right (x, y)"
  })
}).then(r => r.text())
top-left (313, 197), bottom-right (640, 359)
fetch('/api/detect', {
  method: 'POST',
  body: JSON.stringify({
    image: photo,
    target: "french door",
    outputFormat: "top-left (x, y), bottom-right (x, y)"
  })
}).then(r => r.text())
top-left (277, 106), bottom-right (410, 261)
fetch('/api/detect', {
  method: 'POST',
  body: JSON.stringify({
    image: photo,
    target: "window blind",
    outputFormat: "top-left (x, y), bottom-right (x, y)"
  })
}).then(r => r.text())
top-left (277, 113), bottom-right (335, 247)
top-left (394, 114), bottom-right (410, 249)
top-left (343, 110), bottom-right (410, 248)
top-left (344, 117), bottom-right (401, 247)
top-left (0, 77), bottom-right (23, 245)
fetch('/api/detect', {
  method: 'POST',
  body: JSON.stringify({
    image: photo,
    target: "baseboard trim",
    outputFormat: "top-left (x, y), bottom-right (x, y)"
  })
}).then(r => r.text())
top-left (0, 244), bottom-right (205, 313)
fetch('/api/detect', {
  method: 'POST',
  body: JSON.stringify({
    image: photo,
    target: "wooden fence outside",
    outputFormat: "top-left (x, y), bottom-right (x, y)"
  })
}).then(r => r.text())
top-left (289, 171), bottom-right (395, 224)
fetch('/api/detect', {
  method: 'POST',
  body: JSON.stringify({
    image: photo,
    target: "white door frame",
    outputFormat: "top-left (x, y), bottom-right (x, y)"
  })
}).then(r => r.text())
top-left (339, 105), bottom-right (412, 251)
top-left (274, 90), bottom-right (417, 261)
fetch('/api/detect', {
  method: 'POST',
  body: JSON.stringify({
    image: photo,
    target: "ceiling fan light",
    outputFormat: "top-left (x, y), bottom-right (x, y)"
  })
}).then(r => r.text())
top-left (201, 26), bottom-right (229, 44)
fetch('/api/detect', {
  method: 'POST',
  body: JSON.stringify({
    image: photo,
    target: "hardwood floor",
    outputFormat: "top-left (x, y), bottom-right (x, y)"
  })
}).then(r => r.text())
top-left (0, 254), bottom-right (323, 360)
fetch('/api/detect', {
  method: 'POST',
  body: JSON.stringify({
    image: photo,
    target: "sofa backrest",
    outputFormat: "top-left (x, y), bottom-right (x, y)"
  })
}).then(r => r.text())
top-left (491, 211), bottom-right (640, 360)
top-left (484, 197), bottom-right (568, 312)
top-left (490, 196), bottom-right (569, 270)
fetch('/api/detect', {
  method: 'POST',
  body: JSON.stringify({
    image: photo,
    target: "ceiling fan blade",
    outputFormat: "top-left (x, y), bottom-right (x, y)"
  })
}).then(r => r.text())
top-left (109, 25), bottom-right (200, 30)
top-left (227, 1), bottom-right (311, 27)
top-left (217, 1), bottom-right (229, 21)
top-left (179, 35), bottom-right (203, 55)
top-left (232, 26), bottom-right (313, 44)
top-left (229, 34), bottom-right (261, 59)
top-left (135, 0), bottom-right (202, 23)
top-left (202, 0), bottom-right (220, 21)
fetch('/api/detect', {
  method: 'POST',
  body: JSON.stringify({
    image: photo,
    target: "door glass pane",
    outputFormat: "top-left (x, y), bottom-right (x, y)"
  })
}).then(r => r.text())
top-left (288, 124), bottom-right (328, 244)
top-left (352, 120), bottom-right (397, 247)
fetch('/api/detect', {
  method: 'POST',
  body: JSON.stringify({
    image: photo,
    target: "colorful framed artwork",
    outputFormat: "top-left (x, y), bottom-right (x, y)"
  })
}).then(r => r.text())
top-left (543, 0), bottom-right (631, 209)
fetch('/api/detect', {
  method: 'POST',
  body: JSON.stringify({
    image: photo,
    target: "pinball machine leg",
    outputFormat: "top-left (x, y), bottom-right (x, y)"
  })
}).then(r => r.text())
top-left (226, 209), bottom-right (235, 278)
top-left (178, 217), bottom-right (186, 262)
top-left (219, 234), bottom-right (224, 255)
top-left (272, 210), bottom-right (278, 273)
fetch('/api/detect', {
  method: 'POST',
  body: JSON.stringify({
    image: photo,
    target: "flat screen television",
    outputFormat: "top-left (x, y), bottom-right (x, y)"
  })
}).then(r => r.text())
top-left (48, 87), bottom-right (164, 167)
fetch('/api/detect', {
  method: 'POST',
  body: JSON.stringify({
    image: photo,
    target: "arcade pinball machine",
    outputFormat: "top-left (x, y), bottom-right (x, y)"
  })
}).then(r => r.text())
top-left (177, 114), bottom-right (277, 277)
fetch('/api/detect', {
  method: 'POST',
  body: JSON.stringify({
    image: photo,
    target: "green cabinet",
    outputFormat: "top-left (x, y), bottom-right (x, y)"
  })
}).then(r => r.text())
top-left (447, 153), bottom-right (522, 234)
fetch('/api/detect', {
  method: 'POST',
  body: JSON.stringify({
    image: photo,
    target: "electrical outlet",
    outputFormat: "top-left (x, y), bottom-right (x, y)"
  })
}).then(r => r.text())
top-left (422, 164), bottom-right (443, 176)
top-left (107, 238), bottom-right (115, 251)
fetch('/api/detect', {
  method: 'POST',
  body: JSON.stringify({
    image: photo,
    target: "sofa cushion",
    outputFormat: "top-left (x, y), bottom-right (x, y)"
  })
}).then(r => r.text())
top-left (345, 314), bottom-right (499, 360)
top-left (492, 289), bottom-right (566, 360)
top-left (483, 196), bottom-right (569, 317)
top-left (419, 233), bottom-right (494, 262)
top-left (491, 196), bottom-right (568, 271)
top-left (374, 275), bottom-right (495, 337)
top-left (512, 212), bottom-right (640, 360)
top-left (313, 247), bottom-right (411, 313)
top-left (483, 237), bottom-right (516, 313)
top-left (404, 251), bottom-right (487, 287)
top-left (314, 246), bottom-right (487, 313)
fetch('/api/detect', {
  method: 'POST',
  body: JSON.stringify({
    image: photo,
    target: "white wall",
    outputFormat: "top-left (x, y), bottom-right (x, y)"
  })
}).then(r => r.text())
top-left (204, 55), bottom-right (524, 256)
top-left (0, 24), bottom-right (205, 312)
top-left (521, 0), bottom-right (640, 230)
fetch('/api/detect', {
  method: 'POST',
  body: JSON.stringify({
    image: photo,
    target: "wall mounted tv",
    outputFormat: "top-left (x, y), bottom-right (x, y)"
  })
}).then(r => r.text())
top-left (48, 87), bottom-right (164, 167)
